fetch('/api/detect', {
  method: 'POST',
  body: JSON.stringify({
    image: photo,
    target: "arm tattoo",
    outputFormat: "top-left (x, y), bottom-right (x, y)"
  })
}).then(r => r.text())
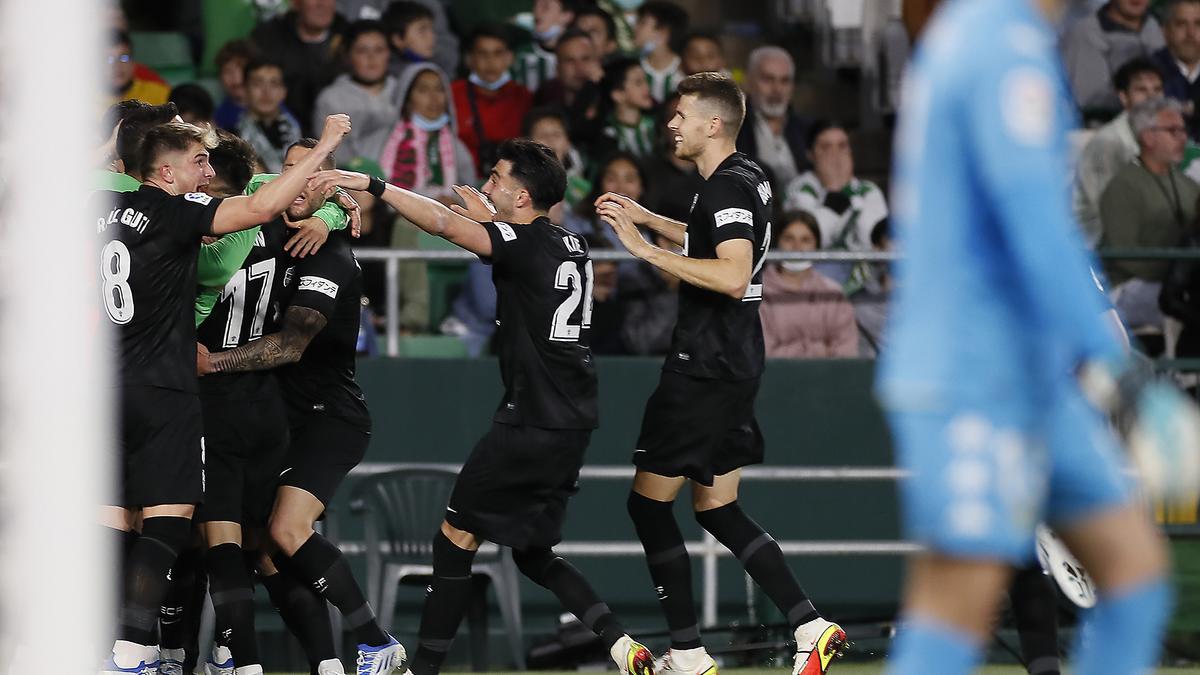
top-left (208, 306), bottom-right (328, 373)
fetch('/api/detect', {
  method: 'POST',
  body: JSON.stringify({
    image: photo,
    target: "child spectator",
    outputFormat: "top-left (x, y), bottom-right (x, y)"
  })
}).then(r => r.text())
top-left (213, 39), bottom-right (258, 131)
top-left (571, 5), bottom-right (620, 59)
top-left (381, 1), bottom-right (436, 75)
top-left (514, 0), bottom-right (579, 93)
top-left (568, 151), bottom-right (648, 251)
top-left (599, 57), bottom-right (658, 158)
top-left (680, 30), bottom-right (727, 76)
top-left (760, 211), bottom-right (858, 358)
top-left (452, 25), bottom-right (533, 174)
top-left (634, 1), bottom-right (688, 103)
top-left (524, 107), bottom-right (591, 208)
top-left (250, 1), bottom-right (349, 135)
top-left (169, 83), bottom-right (215, 128)
top-left (313, 20), bottom-right (402, 163)
top-left (109, 30), bottom-right (169, 106)
top-left (235, 59), bottom-right (302, 172)
top-left (381, 63), bottom-right (477, 201)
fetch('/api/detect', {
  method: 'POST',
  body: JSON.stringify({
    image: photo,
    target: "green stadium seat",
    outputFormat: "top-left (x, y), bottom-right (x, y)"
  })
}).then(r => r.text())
top-left (201, 0), bottom-right (259, 77)
top-left (395, 335), bottom-right (469, 358)
top-left (418, 229), bottom-right (468, 330)
top-left (129, 31), bottom-right (196, 87)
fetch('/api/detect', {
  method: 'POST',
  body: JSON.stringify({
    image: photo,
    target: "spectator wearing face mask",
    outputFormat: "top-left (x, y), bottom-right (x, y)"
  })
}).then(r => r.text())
top-left (761, 211), bottom-right (858, 359)
top-left (633, 1), bottom-right (688, 103)
top-left (514, 0), bottom-right (579, 93)
top-left (452, 24), bottom-right (534, 174)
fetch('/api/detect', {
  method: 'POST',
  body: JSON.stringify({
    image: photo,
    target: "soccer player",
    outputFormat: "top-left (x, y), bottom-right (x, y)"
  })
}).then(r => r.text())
top-left (98, 114), bottom-right (350, 675)
top-left (594, 72), bottom-right (846, 675)
top-left (306, 138), bottom-right (657, 675)
top-left (878, 0), bottom-right (1188, 673)
top-left (198, 139), bottom-right (403, 675)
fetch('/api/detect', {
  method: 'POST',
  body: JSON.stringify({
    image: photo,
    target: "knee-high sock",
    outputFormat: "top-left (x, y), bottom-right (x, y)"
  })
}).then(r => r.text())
top-left (261, 562), bottom-right (337, 668)
top-left (627, 492), bottom-right (701, 650)
top-left (121, 516), bottom-right (191, 646)
top-left (159, 543), bottom-right (204, 659)
top-left (694, 502), bottom-right (818, 628)
top-left (284, 532), bottom-right (389, 648)
top-left (409, 532), bottom-right (477, 675)
top-left (208, 543), bottom-right (260, 666)
top-left (1072, 578), bottom-right (1171, 675)
top-left (1009, 565), bottom-right (1060, 675)
top-left (513, 547), bottom-right (625, 649)
top-left (884, 616), bottom-right (982, 675)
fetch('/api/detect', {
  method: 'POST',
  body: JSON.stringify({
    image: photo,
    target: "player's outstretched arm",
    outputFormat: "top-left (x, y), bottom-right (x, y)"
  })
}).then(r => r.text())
top-left (198, 306), bottom-right (328, 374)
top-left (599, 202), bottom-right (752, 299)
top-left (594, 192), bottom-right (686, 246)
top-left (308, 170), bottom-right (492, 257)
top-left (210, 114), bottom-right (352, 236)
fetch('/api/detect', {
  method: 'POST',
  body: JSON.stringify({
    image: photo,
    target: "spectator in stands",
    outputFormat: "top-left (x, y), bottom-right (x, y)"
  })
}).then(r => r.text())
top-left (619, 231), bottom-right (680, 356)
top-left (761, 211), bottom-right (858, 359)
top-left (524, 107), bottom-right (591, 208)
top-left (250, 0), bottom-right (349, 136)
top-left (680, 31), bottom-right (727, 76)
top-left (1159, 198), bottom-right (1200, 356)
top-left (169, 83), bottom-right (215, 128)
top-left (515, 0), bottom-right (579, 93)
top-left (1151, 0), bottom-right (1200, 138)
top-left (644, 92), bottom-right (703, 222)
top-left (235, 59), bottom-right (302, 172)
top-left (381, 63), bottom-right (477, 203)
top-left (381, 1), bottom-right (435, 75)
top-left (1062, 0), bottom-right (1164, 116)
top-left (582, 236), bottom-right (626, 355)
top-left (568, 151), bottom-right (648, 247)
top-left (634, 1), bottom-right (688, 103)
top-left (533, 29), bottom-right (603, 110)
top-left (572, 5), bottom-right (620, 60)
top-left (452, 25), bottom-right (534, 174)
top-left (338, 0), bottom-right (459, 74)
top-left (1075, 57), bottom-right (1164, 246)
top-left (737, 46), bottom-right (811, 192)
top-left (109, 30), bottom-right (169, 106)
top-left (1101, 96), bottom-right (1199, 328)
top-left (313, 20), bottom-right (401, 163)
top-left (598, 57), bottom-right (658, 159)
top-left (852, 218), bottom-right (894, 357)
top-left (783, 121), bottom-right (888, 254)
top-left (214, 39), bottom-right (258, 131)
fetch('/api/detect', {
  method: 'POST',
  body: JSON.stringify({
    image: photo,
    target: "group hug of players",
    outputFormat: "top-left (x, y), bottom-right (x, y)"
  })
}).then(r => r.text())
top-left (98, 71), bottom-right (850, 675)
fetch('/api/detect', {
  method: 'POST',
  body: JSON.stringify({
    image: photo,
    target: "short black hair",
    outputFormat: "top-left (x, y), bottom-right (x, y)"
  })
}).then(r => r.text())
top-left (780, 209), bottom-right (821, 248)
top-left (600, 56), bottom-right (643, 100)
top-left (682, 30), bottom-right (722, 54)
top-left (345, 19), bottom-right (389, 50)
top-left (243, 57), bottom-right (284, 83)
top-left (805, 119), bottom-right (847, 151)
top-left (579, 150), bottom-right (649, 217)
top-left (556, 27), bottom-right (594, 54)
top-left (215, 38), bottom-right (257, 71)
top-left (572, 6), bottom-right (617, 43)
top-left (169, 83), bottom-right (215, 123)
top-left (381, 1), bottom-right (433, 36)
top-left (285, 137), bottom-right (336, 170)
top-left (676, 71), bottom-right (745, 136)
top-left (522, 106), bottom-right (569, 137)
top-left (636, 1), bottom-right (689, 50)
top-left (467, 23), bottom-right (514, 52)
top-left (208, 130), bottom-right (258, 195)
top-left (116, 101), bottom-right (180, 168)
top-left (1112, 56), bottom-right (1163, 92)
top-left (111, 28), bottom-right (131, 50)
top-left (496, 138), bottom-right (566, 212)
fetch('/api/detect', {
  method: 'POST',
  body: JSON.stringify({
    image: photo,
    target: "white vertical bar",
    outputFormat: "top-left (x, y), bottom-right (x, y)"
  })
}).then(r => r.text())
top-left (385, 257), bottom-right (400, 356)
top-left (0, 0), bottom-right (110, 672)
top-left (702, 531), bottom-right (719, 627)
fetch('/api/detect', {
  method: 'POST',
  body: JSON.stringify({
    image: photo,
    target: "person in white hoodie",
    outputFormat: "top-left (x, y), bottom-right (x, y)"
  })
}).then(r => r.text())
top-left (312, 20), bottom-right (403, 164)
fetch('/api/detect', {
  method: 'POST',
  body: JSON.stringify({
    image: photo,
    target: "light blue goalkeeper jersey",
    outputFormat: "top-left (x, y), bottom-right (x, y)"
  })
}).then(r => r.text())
top-left (877, 0), bottom-right (1125, 412)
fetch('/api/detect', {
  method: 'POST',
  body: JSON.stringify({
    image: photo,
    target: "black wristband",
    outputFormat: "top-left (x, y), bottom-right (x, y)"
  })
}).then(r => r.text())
top-left (367, 176), bottom-right (386, 198)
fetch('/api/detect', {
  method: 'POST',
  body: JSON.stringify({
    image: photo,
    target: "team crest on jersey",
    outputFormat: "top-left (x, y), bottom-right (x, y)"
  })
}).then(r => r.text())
top-left (283, 266), bottom-right (295, 287)
top-left (184, 192), bottom-right (213, 205)
top-left (757, 182), bottom-right (772, 205)
top-left (689, 194), bottom-right (698, 214)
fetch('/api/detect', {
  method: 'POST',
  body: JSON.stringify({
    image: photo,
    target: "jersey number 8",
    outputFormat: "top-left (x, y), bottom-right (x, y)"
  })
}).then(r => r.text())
top-left (101, 240), bottom-right (134, 324)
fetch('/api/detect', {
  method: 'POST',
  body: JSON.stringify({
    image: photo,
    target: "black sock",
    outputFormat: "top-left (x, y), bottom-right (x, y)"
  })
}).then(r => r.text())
top-left (160, 544), bottom-right (204, 653)
top-left (208, 543), bottom-right (260, 666)
top-left (627, 492), bottom-right (701, 650)
top-left (121, 516), bottom-right (191, 646)
top-left (513, 547), bottom-right (625, 649)
top-left (1010, 564), bottom-right (1061, 675)
top-left (695, 502), bottom-right (818, 629)
top-left (261, 564), bottom-right (337, 667)
top-left (285, 533), bottom-right (389, 647)
top-left (409, 532), bottom-right (477, 675)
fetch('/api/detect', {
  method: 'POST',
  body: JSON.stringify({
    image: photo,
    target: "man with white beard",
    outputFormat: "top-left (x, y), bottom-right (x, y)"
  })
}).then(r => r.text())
top-left (735, 46), bottom-right (812, 192)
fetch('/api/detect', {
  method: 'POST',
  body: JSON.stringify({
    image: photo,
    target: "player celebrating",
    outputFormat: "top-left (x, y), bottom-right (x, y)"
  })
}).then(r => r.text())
top-left (879, 1), bottom-right (1195, 673)
top-left (199, 139), bottom-right (404, 675)
top-left (594, 71), bottom-right (845, 675)
top-left (97, 114), bottom-right (350, 675)
top-left (307, 139), bottom-right (657, 675)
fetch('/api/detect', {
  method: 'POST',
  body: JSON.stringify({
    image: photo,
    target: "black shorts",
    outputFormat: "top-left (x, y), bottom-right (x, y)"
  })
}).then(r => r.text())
top-left (634, 371), bottom-right (764, 486)
top-left (117, 384), bottom-right (205, 508)
top-left (447, 422), bottom-right (591, 550)
top-left (195, 373), bottom-right (290, 526)
top-left (280, 412), bottom-right (370, 507)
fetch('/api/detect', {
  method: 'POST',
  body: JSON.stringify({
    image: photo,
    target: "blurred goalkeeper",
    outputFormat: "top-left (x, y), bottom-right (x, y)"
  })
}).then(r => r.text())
top-left (879, 1), bottom-right (1200, 674)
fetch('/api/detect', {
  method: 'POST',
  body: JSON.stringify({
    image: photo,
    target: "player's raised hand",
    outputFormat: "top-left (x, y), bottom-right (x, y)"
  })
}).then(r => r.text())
top-left (332, 189), bottom-right (362, 238)
top-left (285, 217), bottom-right (330, 258)
top-left (594, 192), bottom-right (651, 226)
top-left (450, 184), bottom-right (497, 222)
top-left (316, 114), bottom-right (352, 149)
top-left (308, 169), bottom-right (368, 195)
top-left (598, 201), bottom-right (650, 257)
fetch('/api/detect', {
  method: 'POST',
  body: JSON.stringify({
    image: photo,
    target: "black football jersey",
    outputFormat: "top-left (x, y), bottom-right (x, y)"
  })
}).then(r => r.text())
top-left (666, 152), bottom-right (772, 381)
top-left (197, 221), bottom-right (288, 353)
top-left (96, 186), bottom-right (223, 392)
top-left (482, 217), bottom-right (599, 430)
top-left (273, 231), bottom-right (369, 427)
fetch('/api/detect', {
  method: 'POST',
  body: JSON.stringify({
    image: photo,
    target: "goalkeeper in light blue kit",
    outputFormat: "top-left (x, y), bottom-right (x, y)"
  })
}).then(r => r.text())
top-left (878, 0), bottom-right (1200, 673)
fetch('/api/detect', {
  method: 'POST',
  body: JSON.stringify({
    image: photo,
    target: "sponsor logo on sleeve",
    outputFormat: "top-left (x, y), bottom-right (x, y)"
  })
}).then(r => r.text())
top-left (1000, 67), bottom-right (1054, 147)
top-left (184, 192), bottom-right (214, 205)
top-left (495, 223), bottom-right (517, 241)
top-left (713, 207), bottom-right (753, 227)
top-left (298, 275), bottom-right (340, 298)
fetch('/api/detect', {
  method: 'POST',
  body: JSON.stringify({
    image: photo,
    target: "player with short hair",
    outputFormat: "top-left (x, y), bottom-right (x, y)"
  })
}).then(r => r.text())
top-left (307, 137), bottom-right (657, 675)
top-left (879, 1), bottom-right (1195, 673)
top-left (199, 138), bottom-right (404, 675)
top-left (595, 71), bottom-right (846, 675)
top-left (97, 114), bottom-right (350, 675)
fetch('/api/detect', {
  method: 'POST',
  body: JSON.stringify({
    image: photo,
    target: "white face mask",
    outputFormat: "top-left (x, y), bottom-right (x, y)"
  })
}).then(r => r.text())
top-left (781, 261), bottom-right (812, 273)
